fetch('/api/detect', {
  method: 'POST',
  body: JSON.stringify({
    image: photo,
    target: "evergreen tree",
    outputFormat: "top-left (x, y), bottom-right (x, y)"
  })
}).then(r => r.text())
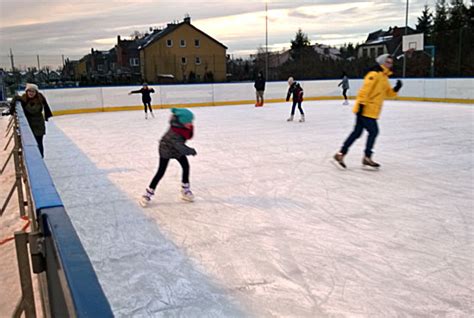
top-left (416, 5), bottom-right (433, 41)
top-left (290, 29), bottom-right (312, 60)
top-left (433, 0), bottom-right (449, 34)
top-left (290, 28), bottom-right (311, 50)
top-left (448, 0), bottom-right (468, 29)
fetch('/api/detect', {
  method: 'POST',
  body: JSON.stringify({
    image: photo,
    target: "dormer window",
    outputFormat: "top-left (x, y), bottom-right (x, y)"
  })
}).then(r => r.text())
top-left (167, 39), bottom-right (173, 47)
top-left (180, 39), bottom-right (186, 47)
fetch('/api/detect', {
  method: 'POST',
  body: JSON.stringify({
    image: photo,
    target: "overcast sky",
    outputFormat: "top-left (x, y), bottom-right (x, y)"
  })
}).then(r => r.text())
top-left (0, 0), bottom-right (467, 69)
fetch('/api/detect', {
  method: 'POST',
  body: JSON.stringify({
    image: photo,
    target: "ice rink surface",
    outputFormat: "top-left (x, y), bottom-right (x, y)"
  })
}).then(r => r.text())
top-left (43, 100), bottom-right (473, 317)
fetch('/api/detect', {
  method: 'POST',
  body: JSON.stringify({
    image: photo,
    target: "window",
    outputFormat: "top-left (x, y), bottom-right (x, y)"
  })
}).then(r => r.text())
top-left (377, 47), bottom-right (384, 56)
top-left (181, 57), bottom-right (187, 65)
top-left (195, 56), bottom-right (201, 65)
top-left (180, 39), bottom-right (186, 47)
top-left (194, 39), bottom-right (200, 47)
top-left (370, 47), bottom-right (376, 57)
top-left (129, 58), bottom-right (139, 67)
top-left (166, 39), bottom-right (173, 47)
top-left (362, 48), bottom-right (368, 57)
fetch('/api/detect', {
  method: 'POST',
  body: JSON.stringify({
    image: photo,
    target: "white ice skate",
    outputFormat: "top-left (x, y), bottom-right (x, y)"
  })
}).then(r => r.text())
top-left (299, 115), bottom-right (305, 122)
top-left (139, 187), bottom-right (154, 207)
top-left (145, 113), bottom-right (148, 120)
top-left (181, 183), bottom-right (194, 202)
top-left (343, 100), bottom-right (349, 105)
top-left (287, 115), bottom-right (294, 122)
top-left (150, 112), bottom-right (155, 118)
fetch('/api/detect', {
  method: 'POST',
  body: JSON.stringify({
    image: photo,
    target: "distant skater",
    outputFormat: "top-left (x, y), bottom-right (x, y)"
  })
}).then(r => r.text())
top-left (286, 77), bottom-right (305, 122)
top-left (338, 72), bottom-right (350, 105)
top-left (333, 54), bottom-right (403, 169)
top-left (140, 108), bottom-right (197, 207)
top-left (254, 71), bottom-right (266, 107)
top-left (129, 83), bottom-right (155, 119)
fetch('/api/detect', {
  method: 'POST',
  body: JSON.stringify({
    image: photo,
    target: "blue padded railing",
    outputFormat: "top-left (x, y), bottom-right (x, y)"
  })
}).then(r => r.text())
top-left (16, 103), bottom-right (113, 317)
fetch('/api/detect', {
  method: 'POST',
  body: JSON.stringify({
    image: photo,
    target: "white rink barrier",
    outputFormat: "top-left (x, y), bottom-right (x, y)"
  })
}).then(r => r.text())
top-left (39, 78), bottom-right (473, 115)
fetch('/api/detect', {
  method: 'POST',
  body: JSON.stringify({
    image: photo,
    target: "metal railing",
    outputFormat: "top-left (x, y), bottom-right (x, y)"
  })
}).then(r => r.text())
top-left (1, 102), bottom-right (113, 317)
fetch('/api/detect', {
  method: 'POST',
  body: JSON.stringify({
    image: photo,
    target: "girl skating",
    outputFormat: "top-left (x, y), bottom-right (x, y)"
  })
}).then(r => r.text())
top-left (286, 77), bottom-right (305, 122)
top-left (140, 108), bottom-right (197, 207)
top-left (129, 83), bottom-right (155, 119)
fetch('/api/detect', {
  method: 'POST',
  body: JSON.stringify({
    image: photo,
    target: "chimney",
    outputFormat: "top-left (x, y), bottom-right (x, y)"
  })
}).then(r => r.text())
top-left (184, 14), bottom-right (191, 24)
top-left (117, 35), bottom-right (121, 43)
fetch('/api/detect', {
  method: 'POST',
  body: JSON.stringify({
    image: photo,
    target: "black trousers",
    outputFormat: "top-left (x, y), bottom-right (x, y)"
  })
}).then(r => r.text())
top-left (34, 135), bottom-right (44, 158)
top-left (340, 114), bottom-right (379, 157)
top-left (342, 89), bottom-right (348, 100)
top-left (143, 101), bottom-right (153, 113)
top-left (291, 101), bottom-right (304, 115)
top-left (149, 156), bottom-right (189, 190)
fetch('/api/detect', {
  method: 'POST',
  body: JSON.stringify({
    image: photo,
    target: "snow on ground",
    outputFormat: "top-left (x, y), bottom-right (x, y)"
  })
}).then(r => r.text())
top-left (42, 100), bottom-right (473, 317)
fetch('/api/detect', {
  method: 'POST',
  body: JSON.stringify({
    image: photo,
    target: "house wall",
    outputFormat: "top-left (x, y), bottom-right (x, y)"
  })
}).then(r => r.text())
top-left (141, 23), bottom-right (226, 83)
top-left (358, 45), bottom-right (387, 58)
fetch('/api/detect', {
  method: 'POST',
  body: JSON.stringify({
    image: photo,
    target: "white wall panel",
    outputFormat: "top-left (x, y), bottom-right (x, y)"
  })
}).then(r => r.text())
top-left (43, 88), bottom-right (103, 111)
top-left (41, 79), bottom-right (473, 113)
top-left (160, 84), bottom-right (213, 105)
top-left (446, 79), bottom-right (474, 100)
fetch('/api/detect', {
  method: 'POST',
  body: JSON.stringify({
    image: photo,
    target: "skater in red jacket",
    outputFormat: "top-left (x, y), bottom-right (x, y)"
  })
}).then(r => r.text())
top-left (140, 108), bottom-right (197, 207)
top-left (286, 77), bottom-right (305, 122)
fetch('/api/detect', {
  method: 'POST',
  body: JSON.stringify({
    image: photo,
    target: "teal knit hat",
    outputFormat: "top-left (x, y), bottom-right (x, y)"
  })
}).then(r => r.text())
top-left (171, 108), bottom-right (194, 124)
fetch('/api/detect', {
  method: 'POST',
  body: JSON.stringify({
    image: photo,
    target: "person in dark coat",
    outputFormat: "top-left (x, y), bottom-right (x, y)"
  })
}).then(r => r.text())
top-left (338, 72), bottom-right (350, 105)
top-left (254, 71), bottom-right (266, 107)
top-left (286, 77), bottom-right (305, 122)
top-left (10, 83), bottom-right (53, 157)
top-left (140, 108), bottom-right (197, 206)
top-left (129, 83), bottom-right (155, 119)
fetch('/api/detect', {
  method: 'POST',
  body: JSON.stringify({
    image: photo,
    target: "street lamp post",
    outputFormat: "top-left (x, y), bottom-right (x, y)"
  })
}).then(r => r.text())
top-left (402, 0), bottom-right (409, 78)
top-left (265, 1), bottom-right (269, 81)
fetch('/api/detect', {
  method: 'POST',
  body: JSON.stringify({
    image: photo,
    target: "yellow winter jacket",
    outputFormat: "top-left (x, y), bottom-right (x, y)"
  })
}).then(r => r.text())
top-left (353, 65), bottom-right (398, 119)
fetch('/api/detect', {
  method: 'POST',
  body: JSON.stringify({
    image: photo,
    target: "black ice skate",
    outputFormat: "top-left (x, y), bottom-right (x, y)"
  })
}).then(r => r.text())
top-left (333, 152), bottom-right (346, 169)
top-left (362, 156), bottom-right (380, 169)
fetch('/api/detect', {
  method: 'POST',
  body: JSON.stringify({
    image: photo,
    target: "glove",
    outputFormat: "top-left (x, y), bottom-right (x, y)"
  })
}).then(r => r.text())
top-left (393, 80), bottom-right (402, 92)
top-left (357, 103), bottom-right (365, 115)
top-left (189, 148), bottom-right (197, 156)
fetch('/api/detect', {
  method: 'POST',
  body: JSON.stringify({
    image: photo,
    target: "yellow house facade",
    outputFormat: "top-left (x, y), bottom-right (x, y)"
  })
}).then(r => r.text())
top-left (139, 16), bottom-right (227, 83)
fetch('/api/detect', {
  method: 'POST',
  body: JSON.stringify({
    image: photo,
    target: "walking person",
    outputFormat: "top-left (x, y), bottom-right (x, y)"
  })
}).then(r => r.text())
top-left (338, 72), bottom-right (350, 105)
top-left (333, 54), bottom-right (402, 169)
top-left (286, 77), bottom-right (305, 122)
top-left (129, 83), bottom-right (155, 119)
top-left (254, 71), bottom-right (266, 107)
top-left (140, 108), bottom-right (197, 207)
top-left (10, 83), bottom-right (53, 157)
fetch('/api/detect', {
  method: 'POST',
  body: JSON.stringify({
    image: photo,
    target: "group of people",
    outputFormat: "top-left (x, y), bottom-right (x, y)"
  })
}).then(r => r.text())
top-left (253, 70), bottom-right (348, 123)
top-left (9, 53), bottom-right (402, 207)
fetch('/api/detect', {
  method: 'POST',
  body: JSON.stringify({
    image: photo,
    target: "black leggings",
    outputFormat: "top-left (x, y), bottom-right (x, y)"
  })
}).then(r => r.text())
top-left (342, 89), bottom-right (348, 100)
top-left (143, 101), bottom-right (153, 113)
top-left (149, 156), bottom-right (189, 190)
top-left (34, 135), bottom-right (44, 158)
top-left (291, 101), bottom-right (304, 115)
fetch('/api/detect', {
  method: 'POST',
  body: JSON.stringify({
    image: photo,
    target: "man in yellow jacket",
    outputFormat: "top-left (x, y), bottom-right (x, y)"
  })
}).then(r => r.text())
top-left (334, 54), bottom-right (402, 168)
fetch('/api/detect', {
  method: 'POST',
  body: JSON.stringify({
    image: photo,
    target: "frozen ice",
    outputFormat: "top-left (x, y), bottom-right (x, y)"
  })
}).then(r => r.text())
top-left (43, 100), bottom-right (473, 317)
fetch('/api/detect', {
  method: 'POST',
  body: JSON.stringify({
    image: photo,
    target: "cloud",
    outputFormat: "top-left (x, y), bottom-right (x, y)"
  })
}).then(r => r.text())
top-left (1, 0), bottom-right (466, 68)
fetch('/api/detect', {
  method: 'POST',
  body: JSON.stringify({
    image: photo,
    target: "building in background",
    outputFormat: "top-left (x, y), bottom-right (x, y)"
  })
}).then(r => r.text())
top-left (138, 15), bottom-right (227, 83)
top-left (357, 26), bottom-right (416, 58)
